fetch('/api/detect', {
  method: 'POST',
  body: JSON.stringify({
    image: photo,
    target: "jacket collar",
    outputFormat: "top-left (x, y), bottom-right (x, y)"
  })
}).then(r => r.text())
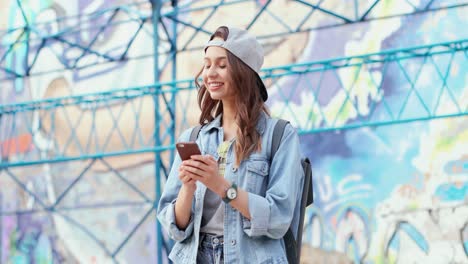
top-left (201, 111), bottom-right (267, 136)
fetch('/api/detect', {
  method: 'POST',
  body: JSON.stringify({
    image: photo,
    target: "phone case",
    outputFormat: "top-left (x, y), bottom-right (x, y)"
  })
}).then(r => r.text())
top-left (176, 142), bottom-right (201, 160)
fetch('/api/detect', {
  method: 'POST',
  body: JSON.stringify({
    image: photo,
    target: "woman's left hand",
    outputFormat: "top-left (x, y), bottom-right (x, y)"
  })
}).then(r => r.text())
top-left (180, 155), bottom-right (225, 196)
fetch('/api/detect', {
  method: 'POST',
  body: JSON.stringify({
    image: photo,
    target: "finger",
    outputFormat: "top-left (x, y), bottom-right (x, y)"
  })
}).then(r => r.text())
top-left (179, 168), bottom-right (194, 182)
top-left (190, 155), bottom-right (214, 164)
top-left (205, 156), bottom-right (217, 166)
top-left (179, 174), bottom-right (196, 184)
top-left (183, 164), bottom-right (205, 178)
top-left (179, 173), bottom-right (188, 182)
top-left (184, 160), bottom-right (209, 173)
top-left (189, 154), bottom-right (204, 161)
top-left (181, 174), bottom-right (196, 184)
top-left (185, 171), bottom-right (204, 182)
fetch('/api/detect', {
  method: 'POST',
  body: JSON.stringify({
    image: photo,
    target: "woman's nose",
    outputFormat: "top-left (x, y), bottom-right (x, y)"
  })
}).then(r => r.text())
top-left (207, 66), bottom-right (217, 77)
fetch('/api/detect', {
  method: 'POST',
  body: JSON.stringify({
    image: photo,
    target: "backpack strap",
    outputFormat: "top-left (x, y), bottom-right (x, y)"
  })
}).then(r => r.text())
top-left (271, 119), bottom-right (299, 264)
top-left (271, 119), bottom-right (289, 158)
top-left (190, 125), bottom-right (203, 141)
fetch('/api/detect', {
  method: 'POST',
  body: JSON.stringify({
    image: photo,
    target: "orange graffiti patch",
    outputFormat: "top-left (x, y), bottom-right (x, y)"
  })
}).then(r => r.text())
top-left (1, 133), bottom-right (33, 157)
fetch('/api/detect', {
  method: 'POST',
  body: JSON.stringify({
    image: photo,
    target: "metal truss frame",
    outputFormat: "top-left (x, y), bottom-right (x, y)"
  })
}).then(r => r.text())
top-left (1, 0), bottom-right (467, 79)
top-left (1, 0), bottom-right (467, 263)
top-left (1, 38), bottom-right (467, 166)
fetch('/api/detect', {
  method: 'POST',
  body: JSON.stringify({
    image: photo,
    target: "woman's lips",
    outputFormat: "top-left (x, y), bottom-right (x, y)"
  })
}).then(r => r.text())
top-left (207, 82), bottom-right (224, 91)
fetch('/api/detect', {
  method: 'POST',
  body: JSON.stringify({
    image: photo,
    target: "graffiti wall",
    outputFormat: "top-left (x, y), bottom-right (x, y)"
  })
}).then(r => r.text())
top-left (0, 0), bottom-right (467, 263)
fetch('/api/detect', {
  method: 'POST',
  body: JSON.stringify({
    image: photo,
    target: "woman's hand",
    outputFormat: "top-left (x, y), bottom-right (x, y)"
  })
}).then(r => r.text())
top-left (178, 164), bottom-right (197, 194)
top-left (181, 155), bottom-right (226, 197)
top-left (182, 154), bottom-right (251, 219)
top-left (175, 162), bottom-right (198, 230)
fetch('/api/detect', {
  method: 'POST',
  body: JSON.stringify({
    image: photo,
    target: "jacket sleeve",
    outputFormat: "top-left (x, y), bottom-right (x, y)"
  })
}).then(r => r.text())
top-left (243, 124), bottom-right (305, 239)
top-left (156, 128), bottom-right (195, 242)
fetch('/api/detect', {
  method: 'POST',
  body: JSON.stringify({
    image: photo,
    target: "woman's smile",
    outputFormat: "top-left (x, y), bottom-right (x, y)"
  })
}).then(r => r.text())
top-left (207, 81), bottom-right (224, 91)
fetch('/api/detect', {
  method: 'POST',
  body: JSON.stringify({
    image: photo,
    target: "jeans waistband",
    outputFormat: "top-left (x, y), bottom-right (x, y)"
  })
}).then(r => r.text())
top-left (200, 233), bottom-right (224, 247)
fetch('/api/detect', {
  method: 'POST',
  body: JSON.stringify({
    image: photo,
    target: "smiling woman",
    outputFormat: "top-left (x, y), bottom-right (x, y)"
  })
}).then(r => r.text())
top-left (157, 26), bottom-right (305, 264)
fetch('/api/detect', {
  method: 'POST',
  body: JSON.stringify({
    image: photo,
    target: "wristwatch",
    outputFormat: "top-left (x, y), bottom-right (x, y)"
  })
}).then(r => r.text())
top-left (222, 183), bottom-right (238, 203)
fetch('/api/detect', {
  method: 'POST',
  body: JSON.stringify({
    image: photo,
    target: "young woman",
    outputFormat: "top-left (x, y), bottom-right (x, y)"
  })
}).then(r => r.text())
top-left (157, 26), bottom-right (304, 264)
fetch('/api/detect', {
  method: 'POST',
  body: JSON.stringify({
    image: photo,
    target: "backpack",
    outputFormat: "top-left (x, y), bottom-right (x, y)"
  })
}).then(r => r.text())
top-left (189, 119), bottom-right (313, 264)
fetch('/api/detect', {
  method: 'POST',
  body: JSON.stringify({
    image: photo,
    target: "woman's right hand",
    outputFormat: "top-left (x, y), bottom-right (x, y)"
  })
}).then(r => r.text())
top-left (179, 165), bottom-right (197, 193)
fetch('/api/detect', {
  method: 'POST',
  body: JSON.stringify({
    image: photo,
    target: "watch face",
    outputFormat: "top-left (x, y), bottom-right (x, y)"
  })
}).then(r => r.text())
top-left (227, 188), bottom-right (237, 199)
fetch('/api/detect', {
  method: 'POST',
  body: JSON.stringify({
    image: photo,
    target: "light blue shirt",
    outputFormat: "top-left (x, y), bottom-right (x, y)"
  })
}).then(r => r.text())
top-left (157, 112), bottom-right (305, 263)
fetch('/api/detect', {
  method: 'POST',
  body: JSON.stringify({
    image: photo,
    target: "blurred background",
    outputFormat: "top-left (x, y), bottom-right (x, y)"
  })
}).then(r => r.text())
top-left (0, 0), bottom-right (467, 263)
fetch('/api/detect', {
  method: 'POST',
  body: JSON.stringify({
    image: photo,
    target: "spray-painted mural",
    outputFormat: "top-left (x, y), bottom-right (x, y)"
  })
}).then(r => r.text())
top-left (0, 0), bottom-right (467, 263)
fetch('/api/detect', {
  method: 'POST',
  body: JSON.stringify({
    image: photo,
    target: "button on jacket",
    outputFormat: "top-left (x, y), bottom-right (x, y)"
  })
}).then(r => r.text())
top-left (157, 112), bottom-right (305, 263)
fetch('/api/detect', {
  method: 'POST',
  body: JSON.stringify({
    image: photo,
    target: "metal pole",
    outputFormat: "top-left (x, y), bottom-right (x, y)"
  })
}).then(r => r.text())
top-left (151, 1), bottom-right (163, 263)
top-left (170, 1), bottom-right (178, 167)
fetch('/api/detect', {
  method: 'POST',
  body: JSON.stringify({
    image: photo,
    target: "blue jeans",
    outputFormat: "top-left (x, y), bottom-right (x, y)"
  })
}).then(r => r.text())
top-left (197, 233), bottom-right (224, 264)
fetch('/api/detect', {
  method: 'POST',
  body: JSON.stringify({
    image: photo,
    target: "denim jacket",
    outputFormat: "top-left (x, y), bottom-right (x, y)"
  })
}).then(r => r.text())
top-left (157, 112), bottom-right (304, 264)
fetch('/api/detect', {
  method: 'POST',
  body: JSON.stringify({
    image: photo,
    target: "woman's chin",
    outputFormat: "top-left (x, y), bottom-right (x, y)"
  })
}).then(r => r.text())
top-left (208, 92), bottom-right (223, 100)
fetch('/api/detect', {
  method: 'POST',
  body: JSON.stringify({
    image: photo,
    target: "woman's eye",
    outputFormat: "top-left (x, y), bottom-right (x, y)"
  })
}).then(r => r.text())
top-left (219, 65), bottom-right (226, 69)
top-left (204, 65), bottom-right (211, 69)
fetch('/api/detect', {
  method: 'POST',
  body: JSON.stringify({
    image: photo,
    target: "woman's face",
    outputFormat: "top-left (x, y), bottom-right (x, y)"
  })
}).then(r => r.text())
top-left (202, 44), bottom-right (235, 102)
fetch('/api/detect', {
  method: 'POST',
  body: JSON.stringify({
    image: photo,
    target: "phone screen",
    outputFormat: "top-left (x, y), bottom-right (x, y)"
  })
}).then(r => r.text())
top-left (176, 142), bottom-right (201, 161)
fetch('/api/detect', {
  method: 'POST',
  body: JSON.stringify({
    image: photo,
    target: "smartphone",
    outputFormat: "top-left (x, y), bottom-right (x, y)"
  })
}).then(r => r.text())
top-left (176, 142), bottom-right (201, 161)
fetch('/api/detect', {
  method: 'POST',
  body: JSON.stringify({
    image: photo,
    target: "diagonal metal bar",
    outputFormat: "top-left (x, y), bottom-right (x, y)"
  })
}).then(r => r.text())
top-left (15, 0), bottom-right (29, 27)
top-left (294, 0), bottom-right (353, 23)
top-left (57, 212), bottom-right (114, 259)
top-left (275, 72), bottom-right (302, 124)
top-left (52, 159), bottom-right (96, 208)
top-left (72, 8), bottom-right (120, 68)
top-left (99, 158), bottom-right (152, 202)
top-left (82, 106), bottom-right (97, 153)
top-left (127, 95), bottom-right (146, 148)
top-left (395, 56), bottom-right (431, 119)
top-left (296, 0), bottom-right (326, 30)
top-left (27, 38), bottom-right (46, 74)
top-left (404, 0), bottom-right (419, 10)
top-left (99, 101), bottom-right (131, 152)
top-left (179, 0), bottom-right (225, 51)
top-left (263, 4), bottom-right (294, 32)
top-left (111, 205), bottom-right (155, 258)
top-left (306, 68), bottom-right (330, 128)
top-left (120, 18), bottom-right (147, 60)
top-left (0, 66), bottom-right (21, 79)
top-left (365, 57), bottom-right (395, 123)
top-left (429, 51), bottom-right (461, 114)
top-left (0, 29), bottom-right (26, 76)
top-left (359, 0), bottom-right (381, 21)
top-left (330, 65), bottom-right (364, 127)
top-left (424, 0), bottom-right (436, 10)
top-left (59, 104), bottom-right (86, 155)
top-left (3, 168), bottom-right (48, 209)
top-left (246, 0), bottom-right (272, 30)
top-left (52, 35), bottom-right (117, 62)
top-left (0, 32), bottom-right (21, 63)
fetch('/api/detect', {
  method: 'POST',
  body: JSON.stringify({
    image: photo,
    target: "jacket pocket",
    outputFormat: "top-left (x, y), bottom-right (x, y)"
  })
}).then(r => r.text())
top-left (246, 159), bottom-right (269, 195)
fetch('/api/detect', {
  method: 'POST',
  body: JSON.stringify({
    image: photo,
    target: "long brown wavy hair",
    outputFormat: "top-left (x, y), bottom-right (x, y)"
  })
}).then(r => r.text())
top-left (195, 26), bottom-right (269, 166)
